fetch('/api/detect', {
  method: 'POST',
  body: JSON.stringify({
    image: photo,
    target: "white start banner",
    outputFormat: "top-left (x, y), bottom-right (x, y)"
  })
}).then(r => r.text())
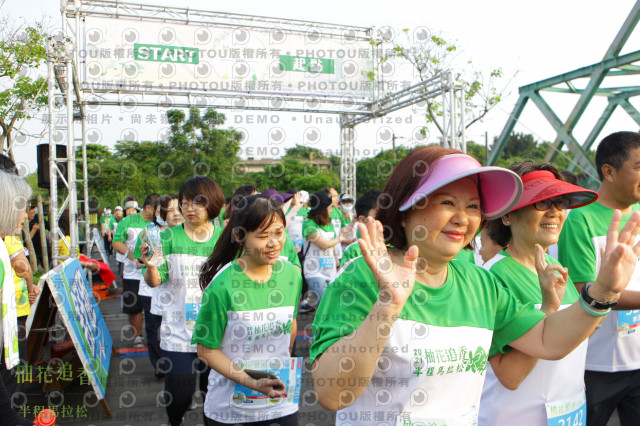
top-left (81, 16), bottom-right (375, 99)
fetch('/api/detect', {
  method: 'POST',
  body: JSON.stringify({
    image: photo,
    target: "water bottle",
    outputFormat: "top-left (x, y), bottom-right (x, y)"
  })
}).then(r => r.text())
top-left (293, 232), bottom-right (303, 253)
top-left (144, 222), bottom-right (165, 267)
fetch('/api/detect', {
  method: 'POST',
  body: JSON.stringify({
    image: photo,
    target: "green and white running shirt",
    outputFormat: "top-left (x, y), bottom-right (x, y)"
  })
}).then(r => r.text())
top-left (479, 251), bottom-right (587, 426)
top-left (302, 219), bottom-right (337, 281)
top-left (340, 242), bottom-right (362, 269)
top-left (113, 213), bottom-right (149, 281)
top-left (310, 256), bottom-right (544, 425)
top-left (149, 224), bottom-right (222, 353)
top-left (559, 201), bottom-right (640, 372)
top-left (192, 259), bottom-right (303, 423)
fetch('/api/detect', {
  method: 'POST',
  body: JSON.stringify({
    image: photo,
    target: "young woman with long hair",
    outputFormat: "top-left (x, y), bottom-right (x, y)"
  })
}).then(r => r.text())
top-left (194, 194), bottom-right (303, 426)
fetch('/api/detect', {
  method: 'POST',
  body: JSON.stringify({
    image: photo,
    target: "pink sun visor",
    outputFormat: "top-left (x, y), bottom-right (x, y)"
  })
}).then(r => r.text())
top-left (399, 154), bottom-right (523, 220)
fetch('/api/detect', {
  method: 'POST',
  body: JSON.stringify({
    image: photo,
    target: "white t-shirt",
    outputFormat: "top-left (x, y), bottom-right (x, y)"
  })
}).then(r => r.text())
top-left (479, 252), bottom-right (587, 425)
top-left (559, 202), bottom-right (640, 372)
top-left (311, 256), bottom-right (545, 425)
top-left (113, 214), bottom-right (149, 282)
top-left (193, 260), bottom-right (303, 423)
top-left (302, 219), bottom-right (337, 282)
top-left (147, 224), bottom-right (223, 353)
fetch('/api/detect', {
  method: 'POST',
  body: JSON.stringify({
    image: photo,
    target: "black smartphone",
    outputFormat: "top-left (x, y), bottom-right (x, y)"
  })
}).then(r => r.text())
top-left (244, 369), bottom-right (279, 380)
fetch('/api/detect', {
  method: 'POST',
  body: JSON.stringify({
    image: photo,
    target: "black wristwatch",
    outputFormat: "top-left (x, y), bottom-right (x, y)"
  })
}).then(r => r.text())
top-left (581, 283), bottom-right (618, 310)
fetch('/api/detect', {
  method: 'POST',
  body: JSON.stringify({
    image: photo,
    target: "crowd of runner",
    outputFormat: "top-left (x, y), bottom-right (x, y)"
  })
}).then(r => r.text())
top-left (2, 131), bottom-right (640, 425)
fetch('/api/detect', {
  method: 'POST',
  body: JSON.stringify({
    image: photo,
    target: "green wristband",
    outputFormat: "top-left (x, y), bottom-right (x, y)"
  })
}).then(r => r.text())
top-left (579, 296), bottom-right (611, 317)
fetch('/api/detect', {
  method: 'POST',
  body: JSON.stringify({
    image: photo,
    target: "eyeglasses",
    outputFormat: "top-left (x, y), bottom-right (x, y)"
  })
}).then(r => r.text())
top-left (532, 198), bottom-right (571, 211)
top-left (180, 201), bottom-right (206, 210)
top-left (257, 229), bottom-right (287, 241)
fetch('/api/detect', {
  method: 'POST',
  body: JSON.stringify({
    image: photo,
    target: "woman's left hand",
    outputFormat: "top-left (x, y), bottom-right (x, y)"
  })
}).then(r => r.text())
top-left (252, 378), bottom-right (287, 398)
top-left (534, 244), bottom-right (568, 314)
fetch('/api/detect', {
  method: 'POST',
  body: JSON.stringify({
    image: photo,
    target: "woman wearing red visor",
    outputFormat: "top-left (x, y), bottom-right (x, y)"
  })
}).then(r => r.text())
top-left (309, 146), bottom-right (640, 426)
top-left (479, 161), bottom-right (598, 425)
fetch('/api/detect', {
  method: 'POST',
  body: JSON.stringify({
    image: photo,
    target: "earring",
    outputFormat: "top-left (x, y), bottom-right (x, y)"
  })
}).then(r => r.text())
top-left (503, 220), bottom-right (510, 226)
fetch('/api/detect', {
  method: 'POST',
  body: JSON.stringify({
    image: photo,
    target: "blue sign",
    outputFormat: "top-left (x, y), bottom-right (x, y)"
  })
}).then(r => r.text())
top-left (47, 258), bottom-right (112, 399)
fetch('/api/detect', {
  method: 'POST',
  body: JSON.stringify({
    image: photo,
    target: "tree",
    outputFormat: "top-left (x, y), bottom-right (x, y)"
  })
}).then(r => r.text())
top-left (284, 145), bottom-right (326, 161)
top-left (489, 132), bottom-right (599, 187)
top-left (377, 29), bottom-right (509, 138)
top-left (465, 141), bottom-right (488, 165)
top-left (246, 147), bottom-right (340, 193)
top-left (82, 108), bottom-right (244, 208)
top-left (165, 108), bottom-right (242, 195)
top-left (0, 14), bottom-right (47, 160)
top-left (497, 132), bottom-right (539, 160)
top-left (356, 146), bottom-right (410, 195)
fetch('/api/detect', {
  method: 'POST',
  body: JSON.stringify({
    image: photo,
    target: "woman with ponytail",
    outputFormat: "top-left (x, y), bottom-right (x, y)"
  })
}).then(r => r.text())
top-left (141, 176), bottom-right (224, 426)
top-left (194, 194), bottom-right (303, 426)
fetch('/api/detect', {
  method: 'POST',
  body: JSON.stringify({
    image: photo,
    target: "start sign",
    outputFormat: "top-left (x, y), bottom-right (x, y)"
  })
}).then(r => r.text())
top-left (134, 43), bottom-right (199, 64)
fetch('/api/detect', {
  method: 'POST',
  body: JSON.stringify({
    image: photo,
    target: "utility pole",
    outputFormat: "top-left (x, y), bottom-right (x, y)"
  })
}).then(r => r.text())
top-left (485, 131), bottom-right (489, 165)
top-left (392, 133), bottom-right (406, 162)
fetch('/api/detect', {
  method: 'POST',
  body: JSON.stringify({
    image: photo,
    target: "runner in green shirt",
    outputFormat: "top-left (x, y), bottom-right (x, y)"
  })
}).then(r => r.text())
top-left (479, 160), bottom-right (598, 425)
top-left (558, 131), bottom-right (640, 426)
top-left (310, 146), bottom-right (640, 425)
top-left (141, 176), bottom-right (225, 426)
top-left (302, 190), bottom-right (346, 310)
top-left (195, 194), bottom-right (303, 425)
top-left (340, 190), bottom-right (381, 268)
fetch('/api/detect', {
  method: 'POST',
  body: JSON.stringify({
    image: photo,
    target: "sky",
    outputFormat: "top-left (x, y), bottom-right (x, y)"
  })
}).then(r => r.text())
top-left (3, 0), bottom-right (640, 179)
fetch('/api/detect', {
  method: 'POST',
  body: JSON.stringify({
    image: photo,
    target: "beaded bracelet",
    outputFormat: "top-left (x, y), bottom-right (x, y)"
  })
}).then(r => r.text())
top-left (579, 296), bottom-right (611, 317)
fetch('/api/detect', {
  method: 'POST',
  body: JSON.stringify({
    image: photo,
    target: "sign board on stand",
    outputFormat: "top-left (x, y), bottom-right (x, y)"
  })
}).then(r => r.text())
top-left (26, 257), bottom-right (113, 417)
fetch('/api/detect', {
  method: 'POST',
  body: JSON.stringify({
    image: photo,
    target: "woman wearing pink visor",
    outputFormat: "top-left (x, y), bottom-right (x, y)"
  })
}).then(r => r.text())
top-left (309, 146), bottom-right (640, 426)
top-left (479, 161), bottom-right (598, 425)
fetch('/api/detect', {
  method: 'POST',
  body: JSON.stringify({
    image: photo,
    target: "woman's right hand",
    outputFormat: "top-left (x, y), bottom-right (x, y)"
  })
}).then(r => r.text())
top-left (252, 378), bottom-right (287, 398)
top-left (358, 217), bottom-right (418, 312)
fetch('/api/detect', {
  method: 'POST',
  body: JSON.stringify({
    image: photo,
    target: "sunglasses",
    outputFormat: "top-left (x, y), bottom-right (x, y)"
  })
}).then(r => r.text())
top-left (532, 198), bottom-right (571, 211)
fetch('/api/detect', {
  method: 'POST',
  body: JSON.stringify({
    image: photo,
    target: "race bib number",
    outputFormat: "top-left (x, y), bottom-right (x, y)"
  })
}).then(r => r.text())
top-left (545, 390), bottom-right (586, 426)
top-left (185, 286), bottom-right (202, 330)
top-left (396, 409), bottom-right (477, 426)
top-left (185, 303), bottom-right (199, 330)
top-left (617, 310), bottom-right (640, 337)
top-left (232, 357), bottom-right (303, 408)
top-left (318, 256), bottom-right (335, 270)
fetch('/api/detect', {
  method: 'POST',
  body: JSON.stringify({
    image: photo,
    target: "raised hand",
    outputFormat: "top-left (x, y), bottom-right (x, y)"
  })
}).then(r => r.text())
top-left (593, 210), bottom-right (640, 300)
top-left (357, 217), bottom-right (418, 311)
top-left (534, 244), bottom-right (568, 314)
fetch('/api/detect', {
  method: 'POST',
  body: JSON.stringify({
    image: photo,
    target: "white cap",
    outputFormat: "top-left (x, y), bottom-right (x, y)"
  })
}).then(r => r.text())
top-left (124, 200), bottom-right (139, 210)
top-left (299, 190), bottom-right (309, 203)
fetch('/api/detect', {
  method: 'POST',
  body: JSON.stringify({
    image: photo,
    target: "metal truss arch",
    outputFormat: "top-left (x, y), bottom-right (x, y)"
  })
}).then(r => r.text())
top-left (489, 1), bottom-right (640, 183)
top-left (52, 1), bottom-right (467, 250)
